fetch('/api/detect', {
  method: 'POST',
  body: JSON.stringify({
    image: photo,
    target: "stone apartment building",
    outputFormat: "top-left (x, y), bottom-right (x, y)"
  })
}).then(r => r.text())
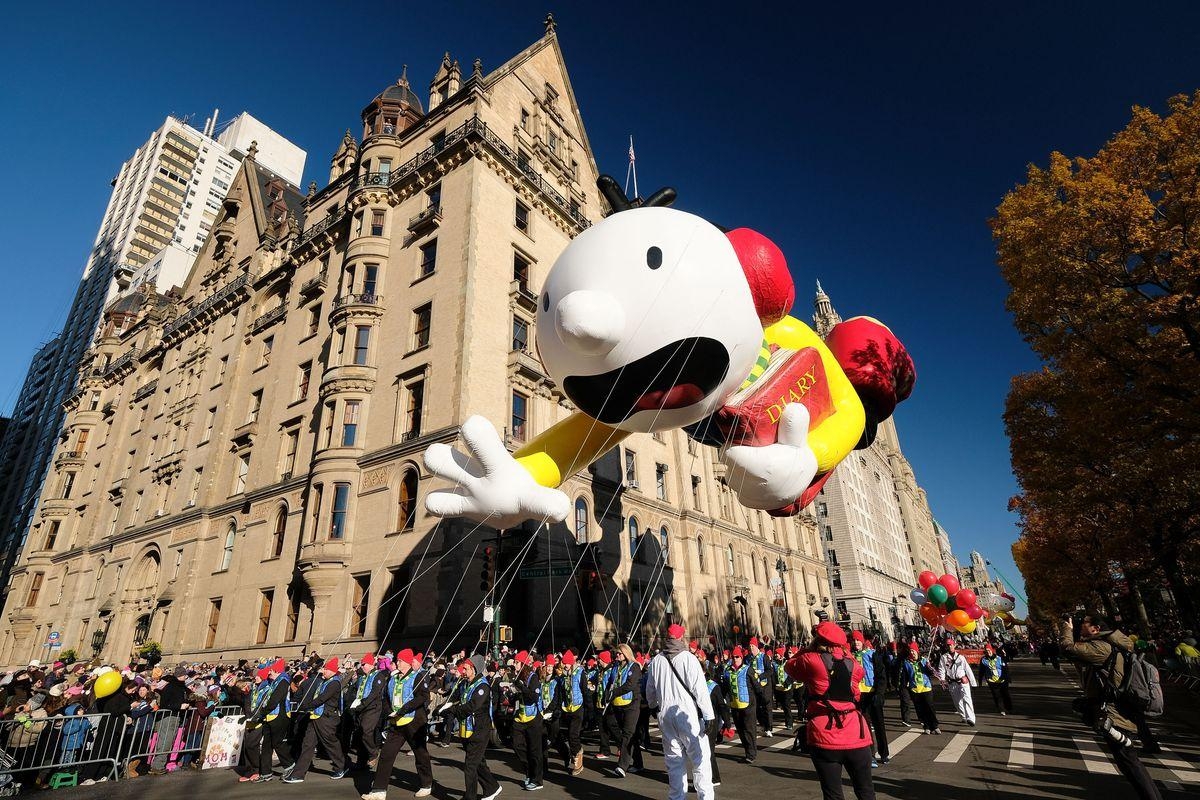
top-left (0, 19), bottom-right (828, 667)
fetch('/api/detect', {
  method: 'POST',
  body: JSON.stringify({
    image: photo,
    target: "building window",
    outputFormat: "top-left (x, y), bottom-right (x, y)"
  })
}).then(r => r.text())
top-left (547, 130), bottom-right (559, 155)
top-left (520, 108), bottom-right (529, 130)
top-left (272, 507), bottom-right (287, 558)
top-left (512, 316), bottom-right (529, 352)
top-left (257, 590), bottom-right (273, 644)
top-left (261, 336), bottom-right (273, 367)
top-left (297, 361), bottom-right (312, 401)
top-left (419, 239), bottom-right (437, 276)
top-left (398, 469), bottom-right (418, 531)
top-left (330, 483), bottom-right (350, 539)
top-left (377, 158), bottom-right (391, 179)
top-left (511, 391), bottom-right (528, 442)
top-left (697, 536), bottom-right (706, 573)
top-left (220, 523), bottom-right (236, 571)
top-left (412, 304), bottom-right (431, 350)
top-left (363, 264), bottom-right (378, 297)
top-left (234, 453), bottom-right (250, 494)
top-left (574, 497), bottom-right (589, 544)
top-left (342, 401), bottom-right (361, 447)
top-left (216, 356), bottom-right (228, 384)
top-left (828, 549), bottom-right (839, 567)
top-left (818, 502), bottom-right (828, 517)
top-left (353, 326), bottom-right (371, 365)
top-left (726, 545), bottom-right (736, 576)
top-left (691, 476), bottom-right (701, 510)
top-left (628, 516), bottom-right (641, 562)
top-left (309, 484), bottom-right (323, 542)
top-left (660, 526), bottom-right (669, 565)
top-left (308, 304), bottom-right (321, 336)
top-left (405, 381), bottom-right (424, 438)
top-left (351, 574), bottom-right (370, 637)
top-left (624, 449), bottom-right (637, 486)
top-left (427, 183), bottom-right (442, 211)
top-left (322, 401), bottom-right (335, 448)
top-left (515, 201), bottom-right (530, 234)
top-left (370, 209), bottom-right (385, 237)
top-left (285, 588), bottom-right (301, 642)
top-left (203, 407), bottom-right (216, 442)
top-left (513, 252), bottom-right (530, 290)
top-left (61, 471), bottom-right (76, 500)
top-left (282, 430), bottom-right (299, 477)
top-left (44, 522), bottom-right (59, 551)
top-left (74, 428), bottom-right (90, 456)
top-left (656, 464), bottom-right (667, 500)
top-left (205, 599), bottom-right (222, 648)
top-left (824, 525), bottom-right (833, 541)
top-left (248, 390), bottom-right (262, 424)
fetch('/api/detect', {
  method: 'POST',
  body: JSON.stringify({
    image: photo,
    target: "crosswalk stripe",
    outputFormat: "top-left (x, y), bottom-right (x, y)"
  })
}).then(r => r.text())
top-left (1008, 732), bottom-right (1034, 767)
top-left (934, 732), bottom-right (974, 763)
top-left (888, 730), bottom-right (923, 757)
top-left (1072, 736), bottom-right (1119, 774)
top-left (764, 738), bottom-right (794, 751)
top-left (1153, 748), bottom-right (1200, 783)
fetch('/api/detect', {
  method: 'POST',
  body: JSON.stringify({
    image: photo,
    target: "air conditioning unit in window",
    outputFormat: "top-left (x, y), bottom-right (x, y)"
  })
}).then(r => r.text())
top-left (624, 480), bottom-right (639, 491)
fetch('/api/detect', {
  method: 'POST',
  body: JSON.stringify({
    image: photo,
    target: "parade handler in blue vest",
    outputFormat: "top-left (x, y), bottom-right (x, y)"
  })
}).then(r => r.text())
top-left (439, 655), bottom-right (503, 800)
top-left (509, 650), bottom-right (546, 790)
top-left (364, 649), bottom-right (433, 800)
top-left (285, 657), bottom-right (349, 783)
top-left (351, 653), bottom-right (389, 771)
top-left (646, 624), bottom-right (716, 800)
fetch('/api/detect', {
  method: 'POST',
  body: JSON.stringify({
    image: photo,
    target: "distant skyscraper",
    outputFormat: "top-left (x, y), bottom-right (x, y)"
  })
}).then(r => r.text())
top-left (0, 113), bottom-right (304, 602)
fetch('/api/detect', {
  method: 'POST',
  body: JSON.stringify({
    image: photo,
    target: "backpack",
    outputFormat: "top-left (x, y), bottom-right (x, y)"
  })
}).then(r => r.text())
top-left (809, 653), bottom-right (865, 736)
top-left (1103, 645), bottom-right (1164, 717)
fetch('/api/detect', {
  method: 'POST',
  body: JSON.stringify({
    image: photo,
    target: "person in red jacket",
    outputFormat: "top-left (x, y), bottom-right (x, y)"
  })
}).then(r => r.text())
top-left (785, 622), bottom-right (875, 800)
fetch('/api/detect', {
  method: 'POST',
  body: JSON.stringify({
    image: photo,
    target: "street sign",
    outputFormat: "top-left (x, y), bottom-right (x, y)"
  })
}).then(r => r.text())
top-left (518, 565), bottom-right (573, 580)
top-left (47, 632), bottom-right (60, 642)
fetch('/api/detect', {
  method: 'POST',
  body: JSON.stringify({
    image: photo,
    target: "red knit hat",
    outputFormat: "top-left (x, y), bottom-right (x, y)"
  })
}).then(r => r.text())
top-left (814, 622), bottom-right (848, 649)
top-left (668, 623), bottom-right (686, 640)
top-left (688, 640), bottom-right (699, 650)
top-left (396, 648), bottom-right (416, 667)
top-left (749, 637), bottom-right (759, 647)
top-left (323, 657), bottom-right (339, 672)
top-left (256, 667), bottom-right (270, 681)
top-left (544, 654), bottom-right (558, 667)
top-left (732, 646), bottom-right (745, 658)
top-left (271, 658), bottom-right (286, 674)
top-left (598, 651), bottom-right (612, 665)
top-left (514, 650), bottom-right (532, 666)
top-left (908, 642), bottom-right (921, 652)
top-left (586, 657), bottom-right (597, 667)
top-left (561, 651), bottom-right (576, 666)
top-left (851, 630), bottom-right (865, 643)
top-left (361, 652), bottom-right (375, 667)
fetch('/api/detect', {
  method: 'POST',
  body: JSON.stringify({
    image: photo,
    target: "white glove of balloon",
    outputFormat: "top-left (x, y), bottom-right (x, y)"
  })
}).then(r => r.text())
top-left (424, 415), bottom-right (570, 529)
top-left (721, 404), bottom-right (819, 510)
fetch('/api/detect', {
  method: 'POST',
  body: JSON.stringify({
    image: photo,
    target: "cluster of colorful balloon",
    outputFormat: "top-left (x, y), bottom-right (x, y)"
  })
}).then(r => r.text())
top-left (909, 571), bottom-right (984, 634)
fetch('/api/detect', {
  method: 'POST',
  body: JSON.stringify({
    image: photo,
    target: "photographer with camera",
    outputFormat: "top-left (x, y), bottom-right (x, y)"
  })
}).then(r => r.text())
top-left (1059, 611), bottom-right (1162, 800)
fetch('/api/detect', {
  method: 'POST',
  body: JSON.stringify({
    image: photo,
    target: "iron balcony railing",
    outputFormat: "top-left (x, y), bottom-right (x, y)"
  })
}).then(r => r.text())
top-left (332, 293), bottom-right (383, 310)
top-left (250, 303), bottom-right (287, 333)
top-left (162, 273), bottom-right (250, 340)
top-left (295, 207), bottom-right (348, 249)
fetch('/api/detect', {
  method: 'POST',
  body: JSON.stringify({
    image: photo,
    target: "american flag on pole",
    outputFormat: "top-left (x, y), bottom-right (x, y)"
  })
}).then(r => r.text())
top-left (628, 136), bottom-right (636, 163)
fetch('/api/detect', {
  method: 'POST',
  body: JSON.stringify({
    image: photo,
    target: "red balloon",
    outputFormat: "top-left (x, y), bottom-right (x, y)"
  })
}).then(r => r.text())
top-left (966, 604), bottom-right (984, 620)
top-left (956, 589), bottom-right (977, 608)
top-left (938, 574), bottom-right (961, 596)
top-left (917, 571), bottom-right (938, 590)
top-left (919, 603), bottom-right (941, 625)
top-left (981, 609), bottom-right (990, 619)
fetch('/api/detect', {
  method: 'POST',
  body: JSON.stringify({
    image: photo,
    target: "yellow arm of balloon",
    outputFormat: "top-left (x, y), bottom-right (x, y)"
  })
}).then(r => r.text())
top-left (514, 412), bottom-right (630, 489)
top-left (763, 315), bottom-right (866, 473)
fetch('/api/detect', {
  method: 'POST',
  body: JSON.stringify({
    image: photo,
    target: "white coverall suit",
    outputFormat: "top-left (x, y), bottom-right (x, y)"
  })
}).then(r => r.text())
top-left (937, 651), bottom-right (978, 724)
top-left (645, 644), bottom-right (716, 800)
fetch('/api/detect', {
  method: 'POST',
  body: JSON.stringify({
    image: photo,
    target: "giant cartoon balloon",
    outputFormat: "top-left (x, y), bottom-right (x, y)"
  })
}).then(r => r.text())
top-left (423, 177), bottom-right (916, 528)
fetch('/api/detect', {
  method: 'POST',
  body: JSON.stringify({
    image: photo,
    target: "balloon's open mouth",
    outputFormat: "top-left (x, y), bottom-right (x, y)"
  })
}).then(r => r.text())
top-left (563, 337), bottom-right (730, 425)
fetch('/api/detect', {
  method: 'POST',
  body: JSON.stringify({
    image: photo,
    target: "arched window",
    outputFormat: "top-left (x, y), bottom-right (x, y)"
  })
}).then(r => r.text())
top-left (398, 469), bottom-right (418, 531)
top-left (220, 523), bottom-right (236, 571)
top-left (763, 558), bottom-right (770, 586)
top-left (628, 516), bottom-right (640, 562)
top-left (659, 526), bottom-right (669, 565)
top-left (133, 551), bottom-right (160, 595)
top-left (272, 507), bottom-right (287, 559)
top-left (696, 536), bottom-right (706, 573)
top-left (574, 497), bottom-right (589, 544)
top-left (726, 545), bottom-right (736, 576)
top-left (751, 556), bottom-right (759, 582)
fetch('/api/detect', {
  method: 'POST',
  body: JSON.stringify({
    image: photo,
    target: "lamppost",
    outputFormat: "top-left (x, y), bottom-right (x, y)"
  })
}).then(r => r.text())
top-left (776, 558), bottom-right (793, 644)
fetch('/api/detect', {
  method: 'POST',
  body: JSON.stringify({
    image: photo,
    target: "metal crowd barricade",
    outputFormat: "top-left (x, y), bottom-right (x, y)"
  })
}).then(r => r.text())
top-left (119, 704), bottom-right (241, 775)
top-left (0, 711), bottom-right (123, 787)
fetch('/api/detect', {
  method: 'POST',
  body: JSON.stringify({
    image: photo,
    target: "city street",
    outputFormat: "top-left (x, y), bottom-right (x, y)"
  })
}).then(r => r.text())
top-left (60, 660), bottom-right (1200, 799)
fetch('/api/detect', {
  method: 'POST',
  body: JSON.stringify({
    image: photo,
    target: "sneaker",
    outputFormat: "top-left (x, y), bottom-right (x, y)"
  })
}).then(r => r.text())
top-left (870, 759), bottom-right (879, 768)
top-left (525, 785), bottom-right (543, 792)
top-left (282, 765), bottom-right (295, 779)
top-left (765, 729), bottom-right (775, 737)
top-left (881, 757), bottom-right (890, 764)
top-left (933, 728), bottom-right (942, 735)
top-left (595, 753), bottom-right (609, 760)
top-left (712, 782), bottom-right (721, 787)
top-left (415, 787), bottom-right (433, 798)
top-left (922, 729), bottom-right (931, 735)
top-left (81, 780), bottom-right (96, 786)
top-left (967, 720), bottom-right (976, 727)
top-left (899, 720), bottom-right (912, 728)
top-left (283, 777), bottom-right (305, 784)
top-left (1000, 711), bottom-right (1008, 716)
top-left (254, 774), bottom-right (274, 783)
top-left (331, 769), bottom-right (350, 780)
top-left (482, 787), bottom-right (503, 800)
top-left (613, 767), bottom-right (626, 778)
top-left (743, 758), bottom-right (756, 765)
top-left (239, 774), bottom-right (259, 783)
top-left (362, 792), bottom-right (387, 800)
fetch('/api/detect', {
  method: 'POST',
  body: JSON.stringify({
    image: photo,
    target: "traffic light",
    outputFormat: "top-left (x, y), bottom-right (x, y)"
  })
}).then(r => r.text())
top-left (480, 546), bottom-right (496, 592)
top-left (498, 625), bottom-right (513, 643)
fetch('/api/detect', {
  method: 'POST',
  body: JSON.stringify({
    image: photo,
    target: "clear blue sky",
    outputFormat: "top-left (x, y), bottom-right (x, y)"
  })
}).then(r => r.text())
top-left (4, 2), bottom-right (1200, 615)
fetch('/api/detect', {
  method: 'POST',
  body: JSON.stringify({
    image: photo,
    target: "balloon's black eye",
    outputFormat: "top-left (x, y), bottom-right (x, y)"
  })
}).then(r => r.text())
top-left (647, 246), bottom-right (663, 269)
top-left (542, 293), bottom-right (549, 312)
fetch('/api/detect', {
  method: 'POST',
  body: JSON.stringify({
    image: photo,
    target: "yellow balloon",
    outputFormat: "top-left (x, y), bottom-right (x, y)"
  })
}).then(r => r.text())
top-left (957, 620), bottom-right (977, 635)
top-left (94, 671), bottom-right (122, 699)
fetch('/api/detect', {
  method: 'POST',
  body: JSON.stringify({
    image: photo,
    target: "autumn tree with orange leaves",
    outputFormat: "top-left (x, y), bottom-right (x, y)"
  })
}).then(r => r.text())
top-left (993, 93), bottom-right (1200, 631)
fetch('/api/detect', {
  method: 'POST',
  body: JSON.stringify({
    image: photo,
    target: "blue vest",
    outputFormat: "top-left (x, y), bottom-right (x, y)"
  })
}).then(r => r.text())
top-left (904, 659), bottom-right (932, 693)
top-left (356, 670), bottom-right (381, 702)
top-left (981, 656), bottom-right (1005, 684)
top-left (311, 676), bottom-right (342, 719)
top-left (612, 664), bottom-right (634, 706)
top-left (856, 648), bottom-right (876, 691)
top-left (389, 670), bottom-right (421, 726)
top-left (515, 673), bottom-right (543, 722)
top-left (562, 667), bottom-right (585, 712)
top-left (726, 664), bottom-right (753, 708)
top-left (456, 677), bottom-right (490, 738)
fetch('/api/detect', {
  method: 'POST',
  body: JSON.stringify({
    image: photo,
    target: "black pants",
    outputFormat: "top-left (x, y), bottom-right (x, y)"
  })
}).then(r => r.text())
top-left (810, 745), bottom-right (876, 800)
top-left (291, 715), bottom-right (345, 778)
top-left (706, 719), bottom-right (723, 783)
top-left (598, 707), bottom-right (613, 755)
top-left (608, 704), bottom-right (638, 771)
top-left (732, 705), bottom-right (757, 760)
top-left (632, 706), bottom-right (650, 768)
top-left (897, 685), bottom-right (913, 724)
top-left (857, 691), bottom-right (888, 760)
top-left (512, 718), bottom-right (544, 784)
top-left (775, 685), bottom-right (794, 729)
top-left (262, 716), bottom-right (293, 774)
top-left (238, 726), bottom-right (264, 777)
top-left (1127, 707), bottom-right (1161, 751)
top-left (793, 687), bottom-right (808, 722)
top-left (911, 691), bottom-right (939, 732)
top-left (755, 685), bottom-right (775, 732)
top-left (544, 714), bottom-right (561, 757)
top-left (354, 705), bottom-right (383, 766)
top-left (987, 681), bottom-right (1013, 713)
top-left (372, 721), bottom-right (432, 791)
top-left (1104, 737), bottom-right (1163, 800)
top-left (462, 728), bottom-right (500, 800)
top-left (557, 710), bottom-right (583, 763)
